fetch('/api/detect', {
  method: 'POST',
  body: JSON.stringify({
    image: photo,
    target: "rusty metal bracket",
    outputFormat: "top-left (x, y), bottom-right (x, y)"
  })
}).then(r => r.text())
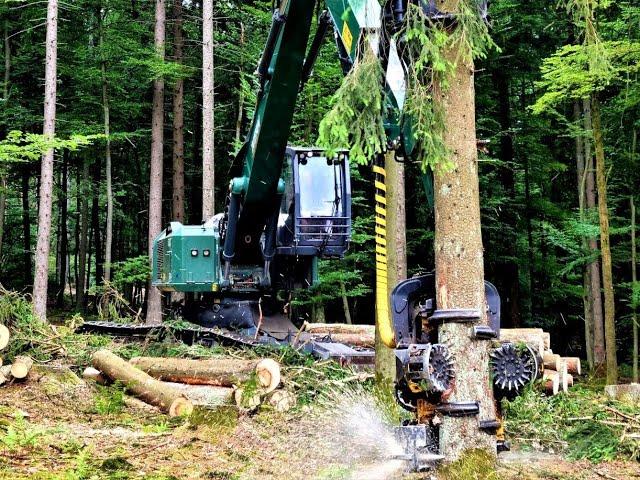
top-left (429, 309), bottom-right (481, 324)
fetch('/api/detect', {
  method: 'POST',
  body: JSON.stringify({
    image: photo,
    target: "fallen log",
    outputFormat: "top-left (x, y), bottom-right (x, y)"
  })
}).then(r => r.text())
top-left (500, 328), bottom-right (551, 350)
top-left (498, 331), bottom-right (545, 356)
top-left (82, 367), bottom-right (109, 385)
top-left (129, 357), bottom-right (281, 393)
top-left (543, 352), bottom-right (562, 371)
top-left (0, 324), bottom-right (9, 351)
top-left (303, 323), bottom-right (375, 336)
top-left (234, 387), bottom-right (261, 411)
top-left (563, 357), bottom-right (582, 376)
top-left (164, 382), bottom-right (234, 406)
top-left (543, 369), bottom-right (560, 395)
top-left (567, 374), bottom-right (574, 388)
top-left (92, 349), bottom-right (193, 417)
top-left (311, 332), bottom-right (375, 348)
top-left (558, 360), bottom-right (569, 393)
top-left (10, 356), bottom-right (33, 379)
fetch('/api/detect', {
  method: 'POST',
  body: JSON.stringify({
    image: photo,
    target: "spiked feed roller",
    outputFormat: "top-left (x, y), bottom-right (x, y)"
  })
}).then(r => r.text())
top-left (490, 342), bottom-right (538, 394)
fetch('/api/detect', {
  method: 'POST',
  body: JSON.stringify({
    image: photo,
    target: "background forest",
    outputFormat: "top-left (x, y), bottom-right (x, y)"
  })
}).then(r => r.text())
top-left (0, 0), bottom-right (638, 371)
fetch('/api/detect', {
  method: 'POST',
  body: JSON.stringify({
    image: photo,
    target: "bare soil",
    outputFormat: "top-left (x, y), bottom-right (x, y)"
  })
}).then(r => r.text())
top-left (0, 367), bottom-right (638, 480)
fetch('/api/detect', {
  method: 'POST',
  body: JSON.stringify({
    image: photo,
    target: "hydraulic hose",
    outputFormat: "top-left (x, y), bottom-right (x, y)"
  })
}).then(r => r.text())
top-left (373, 156), bottom-right (396, 348)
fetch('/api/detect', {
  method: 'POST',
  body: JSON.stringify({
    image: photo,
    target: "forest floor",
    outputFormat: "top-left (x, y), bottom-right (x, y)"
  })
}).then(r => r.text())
top-left (0, 334), bottom-right (638, 480)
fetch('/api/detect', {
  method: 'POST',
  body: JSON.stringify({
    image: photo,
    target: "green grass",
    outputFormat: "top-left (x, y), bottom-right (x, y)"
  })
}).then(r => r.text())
top-left (503, 380), bottom-right (640, 462)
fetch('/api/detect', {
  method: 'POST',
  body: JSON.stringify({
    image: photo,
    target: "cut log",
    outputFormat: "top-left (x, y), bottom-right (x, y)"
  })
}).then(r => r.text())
top-left (567, 374), bottom-right (574, 387)
top-left (303, 323), bottom-right (375, 336)
top-left (311, 332), bottom-right (375, 348)
top-left (558, 360), bottom-right (569, 393)
top-left (10, 356), bottom-right (33, 379)
top-left (234, 387), bottom-right (261, 410)
top-left (543, 369), bottom-right (560, 395)
top-left (0, 364), bottom-right (11, 385)
top-left (267, 389), bottom-right (296, 412)
top-left (604, 383), bottom-right (640, 404)
top-left (83, 367), bottom-right (109, 385)
top-left (164, 382), bottom-right (233, 406)
top-left (0, 324), bottom-right (9, 351)
top-left (499, 331), bottom-right (546, 356)
top-left (92, 349), bottom-right (193, 417)
top-left (543, 352), bottom-right (562, 371)
top-left (563, 357), bottom-right (582, 376)
top-left (129, 357), bottom-right (281, 393)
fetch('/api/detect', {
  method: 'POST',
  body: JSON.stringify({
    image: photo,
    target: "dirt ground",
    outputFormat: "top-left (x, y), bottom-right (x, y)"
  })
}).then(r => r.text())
top-left (0, 366), bottom-right (638, 480)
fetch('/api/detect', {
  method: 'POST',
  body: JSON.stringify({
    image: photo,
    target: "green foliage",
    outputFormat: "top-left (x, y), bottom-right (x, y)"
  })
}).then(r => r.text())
top-left (111, 256), bottom-right (151, 290)
top-left (437, 448), bottom-right (497, 480)
top-left (317, 47), bottom-right (386, 165)
top-left (0, 131), bottom-right (100, 165)
top-left (0, 413), bottom-right (48, 451)
top-left (92, 383), bottom-right (126, 416)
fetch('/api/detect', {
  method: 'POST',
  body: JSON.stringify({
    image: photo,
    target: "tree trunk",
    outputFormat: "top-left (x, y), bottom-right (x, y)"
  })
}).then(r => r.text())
top-left (92, 350), bottom-right (193, 417)
top-left (76, 157), bottom-right (90, 312)
top-left (202, 0), bottom-right (215, 220)
top-left (0, 175), bottom-right (6, 261)
top-left (574, 101), bottom-right (594, 369)
top-left (100, 10), bottom-right (114, 284)
top-left (21, 167), bottom-right (32, 285)
top-left (631, 193), bottom-right (637, 383)
top-left (56, 151), bottom-right (68, 307)
top-left (312, 303), bottom-right (325, 323)
top-left (235, 22), bottom-right (245, 146)
top-left (147, 0), bottom-right (166, 325)
top-left (591, 95), bottom-right (617, 385)
top-left (33, 0), bottom-right (59, 321)
top-left (130, 357), bottom-right (281, 393)
top-left (583, 98), bottom-right (606, 370)
top-left (92, 159), bottom-right (104, 285)
top-left (172, 0), bottom-right (185, 224)
top-left (0, 21), bottom-right (10, 260)
top-left (433, 26), bottom-right (496, 460)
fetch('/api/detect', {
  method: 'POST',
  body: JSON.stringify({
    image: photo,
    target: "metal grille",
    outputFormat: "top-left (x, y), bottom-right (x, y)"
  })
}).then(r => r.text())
top-left (156, 241), bottom-right (164, 280)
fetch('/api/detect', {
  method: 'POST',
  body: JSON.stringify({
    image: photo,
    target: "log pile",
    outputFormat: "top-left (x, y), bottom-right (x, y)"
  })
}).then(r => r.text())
top-left (0, 324), bottom-right (35, 386)
top-left (500, 328), bottom-right (582, 396)
top-left (87, 349), bottom-right (295, 416)
top-left (302, 322), bottom-right (376, 348)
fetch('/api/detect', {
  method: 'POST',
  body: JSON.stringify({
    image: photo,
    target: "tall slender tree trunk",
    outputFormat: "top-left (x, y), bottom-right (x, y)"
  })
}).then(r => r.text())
top-left (76, 157), bottom-right (90, 312)
top-left (631, 194), bottom-right (637, 383)
top-left (631, 128), bottom-right (638, 383)
top-left (0, 21), bottom-right (10, 260)
top-left (56, 151), bottom-right (69, 307)
top-left (574, 101), bottom-right (594, 369)
top-left (234, 22), bottom-right (245, 147)
top-left (100, 8), bottom-right (114, 283)
top-left (339, 281), bottom-right (352, 324)
top-left (591, 95), bottom-right (617, 384)
top-left (433, 25), bottom-right (496, 460)
top-left (92, 158), bottom-right (104, 284)
top-left (202, 0), bottom-right (215, 220)
top-left (147, 0), bottom-right (166, 325)
top-left (33, 0), bottom-right (59, 321)
top-left (21, 167), bottom-right (32, 285)
top-left (172, 0), bottom-right (185, 224)
top-left (583, 98), bottom-right (605, 369)
top-left (374, 151), bottom-right (406, 384)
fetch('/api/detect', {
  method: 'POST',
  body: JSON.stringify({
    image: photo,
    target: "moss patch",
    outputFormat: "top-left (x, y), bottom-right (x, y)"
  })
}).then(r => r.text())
top-left (438, 448), bottom-right (497, 480)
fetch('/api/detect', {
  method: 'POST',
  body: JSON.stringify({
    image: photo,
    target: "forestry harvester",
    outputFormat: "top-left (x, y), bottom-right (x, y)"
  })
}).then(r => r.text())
top-left (83, 0), bottom-right (540, 470)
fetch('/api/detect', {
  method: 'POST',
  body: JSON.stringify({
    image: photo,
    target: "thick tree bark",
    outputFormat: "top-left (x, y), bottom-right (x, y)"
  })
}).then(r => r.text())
top-left (33, 0), bottom-right (59, 321)
top-left (0, 21), bottom-right (9, 260)
top-left (433, 36), bottom-right (496, 459)
top-left (591, 96), bottom-right (617, 384)
top-left (56, 151), bottom-right (68, 307)
top-left (574, 101), bottom-right (594, 369)
top-left (76, 157), bottom-right (90, 311)
top-left (375, 151), bottom-right (406, 384)
top-left (172, 0), bottom-right (185, 224)
top-left (147, 0), bottom-right (166, 325)
top-left (202, 0), bottom-right (215, 220)
top-left (582, 98), bottom-right (605, 369)
top-left (100, 10), bottom-right (113, 283)
top-left (92, 350), bottom-right (193, 416)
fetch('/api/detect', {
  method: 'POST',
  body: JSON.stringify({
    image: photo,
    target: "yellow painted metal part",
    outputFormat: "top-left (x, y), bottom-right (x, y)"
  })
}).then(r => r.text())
top-left (373, 161), bottom-right (396, 348)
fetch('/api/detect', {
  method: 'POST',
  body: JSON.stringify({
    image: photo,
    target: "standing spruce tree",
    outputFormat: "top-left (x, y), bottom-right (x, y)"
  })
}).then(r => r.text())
top-left (147, 0), bottom-right (165, 325)
top-left (33, 0), bottom-right (59, 321)
top-left (202, 0), bottom-right (215, 220)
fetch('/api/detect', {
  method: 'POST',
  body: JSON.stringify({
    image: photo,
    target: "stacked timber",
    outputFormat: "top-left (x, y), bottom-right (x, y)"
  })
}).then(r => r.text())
top-left (0, 324), bottom-right (35, 386)
top-left (87, 350), bottom-right (294, 416)
top-left (499, 328), bottom-right (582, 396)
top-left (302, 322), bottom-right (376, 348)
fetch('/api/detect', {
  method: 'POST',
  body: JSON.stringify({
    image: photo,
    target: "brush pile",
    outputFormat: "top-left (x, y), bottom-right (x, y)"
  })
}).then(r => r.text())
top-left (499, 328), bottom-right (582, 396)
top-left (85, 349), bottom-right (295, 416)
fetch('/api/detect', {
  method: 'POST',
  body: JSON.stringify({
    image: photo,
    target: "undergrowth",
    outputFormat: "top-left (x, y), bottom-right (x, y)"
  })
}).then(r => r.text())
top-left (503, 381), bottom-right (640, 462)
